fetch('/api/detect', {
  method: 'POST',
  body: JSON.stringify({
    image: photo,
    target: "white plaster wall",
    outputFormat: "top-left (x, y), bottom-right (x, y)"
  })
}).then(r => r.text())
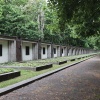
top-left (47, 45), bottom-right (51, 58)
top-left (84, 50), bottom-right (86, 54)
top-left (8, 41), bottom-right (16, 62)
top-left (54, 46), bottom-right (57, 57)
top-left (0, 40), bottom-right (8, 63)
top-left (41, 45), bottom-right (47, 59)
top-left (22, 42), bottom-right (32, 61)
top-left (32, 43), bottom-right (38, 60)
top-left (76, 49), bottom-right (79, 55)
top-left (73, 49), bottom-right (76, 55)
top-left (81, 50), bottom-right (84, 54)
top-left (62, 48), bottom-right (64, 57)
top-left (79, 50), bottom-right (82, 55)
top-left (68, 48), bottom-right (72, 56)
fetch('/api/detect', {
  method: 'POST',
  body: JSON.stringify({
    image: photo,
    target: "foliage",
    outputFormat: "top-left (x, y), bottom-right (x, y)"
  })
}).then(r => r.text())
top-left (0, 0), bottom-right (45, 40)
top-left (0, 0), bottom-right (99, 49)
top-left (48, 0), bottom-right (100, 49)
top-left (0, 68), bottom-right (13, 74)
top-left (48, 0), bottom-right (100, 36)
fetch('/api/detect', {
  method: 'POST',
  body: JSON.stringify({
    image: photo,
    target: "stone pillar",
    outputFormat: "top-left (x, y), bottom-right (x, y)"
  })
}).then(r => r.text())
top-left (67, 46), bottom-right (71, 56)
top-left (76, 48), bottom-right (78, 55)
top-left (74, 48), bottom-right (77, 55)
top-left (66, 46), bottom-right (69, 56)
top-left (16, 37), bottom-right (22, 62)
top-left (81, 49), bottom-right (82, 54)
top-left (72, 47), bottom-right (76, 55)
top-left (38, 40), bottom-right (41, 59)
top-left (57, 45), bottom-right (60, 57)
top-left (51, 43), bottom-right (54, 58)
top-left (71, 48), bottom-right (74, 55)
top-left (69, 47), bottom-right (73, 56)
top-left (82, 49), bottom-right (84, 54)
top-left (85, 49), bottom-right (87, 54)
top-left (8, 40), bottom-right (16, 62)
top-left (83, 49), bottom-right (85, 54)
top-left (86, 49), bottom-right (88, 54)
top-left (64, 47), bottom-right (67, 56)
top-left (77, 48), bottom-right (80, 55)
top-left (84, 49), bottom-right (86, 54)
top-left (47, 44), bottom-right (51, 58)
top-left (32, 43), bottom-right (38, 60)
top-left (79, 49), bottom-right (82, 55)
top-left (88, 49), bottom-right (90, 54)
top-left (78, 48), bottom-right (81, 55)
top-left (59, 45), bottom-right (63, 57)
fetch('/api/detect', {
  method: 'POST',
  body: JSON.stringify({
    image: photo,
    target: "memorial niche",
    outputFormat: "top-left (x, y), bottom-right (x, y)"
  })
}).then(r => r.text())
top-left (43, 47), bottom-right (45, 54)
top-left (26, 46), bottom-right (30, 55)
top-left (0, 44), bottom-right (2, 56)
top-left (54, 48), bottom-right (56, 54)
top-left (62, 49), bottom-right (63, 54)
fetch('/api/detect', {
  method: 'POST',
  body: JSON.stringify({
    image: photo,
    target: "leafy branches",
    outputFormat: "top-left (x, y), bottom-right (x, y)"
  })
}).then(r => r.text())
top-left (48, 0), bottom-right (100, 36)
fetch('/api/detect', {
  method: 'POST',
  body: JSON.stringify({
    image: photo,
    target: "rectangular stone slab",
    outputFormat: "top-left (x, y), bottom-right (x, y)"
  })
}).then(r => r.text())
top-left (33, 64), bottom-right (53, 71)
top-left (70, 59), bottom-right (76, 61)
top-left (77, 57), bottom-right (81, 60)
top-left (0, 71), bottom-right (20, 82)
top-left (58, 60), bottom-right (67, 65)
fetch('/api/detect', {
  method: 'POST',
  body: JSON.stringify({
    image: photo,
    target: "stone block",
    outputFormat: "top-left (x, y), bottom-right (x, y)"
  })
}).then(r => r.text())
top-left (0, 71), bottom-right (20, 82)
top-left (58, 60), bottom-right (67, 65)
top-left (33, 64), bottom-right (53, 71)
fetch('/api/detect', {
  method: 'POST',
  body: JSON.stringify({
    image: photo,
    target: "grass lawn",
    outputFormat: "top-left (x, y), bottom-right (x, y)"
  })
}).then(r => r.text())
top-left (0, 68), bottom-right (14, 74)
top-left (0, 56), bottom-right (91, 88)
top-left (0, 54), bottom-right (93, 68)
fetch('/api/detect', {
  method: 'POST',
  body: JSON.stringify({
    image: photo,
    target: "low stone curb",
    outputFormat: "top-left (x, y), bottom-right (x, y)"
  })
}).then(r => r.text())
top-left (70, 59), bottom-right (76, 61)
top-left (77, 57), bottom-right (81, 60)
top-left (0, 56), bottom-right (94, 96)
top-left (33, 64), bottom-right (53, 71)
top-left (57, 60), bottom-right (67, 65)
top-left (0, 71), bottom-right (20, 82)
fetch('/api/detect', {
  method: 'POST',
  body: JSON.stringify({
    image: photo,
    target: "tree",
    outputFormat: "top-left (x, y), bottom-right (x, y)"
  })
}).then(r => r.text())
top-left (48, 0), bottom-right (100, 36)
top-left (43, 7), bottom-right (62, 43)
top-left (0, 0), bottom-right (99, 49)
top-left (0, 0), bottom-right (46, 40)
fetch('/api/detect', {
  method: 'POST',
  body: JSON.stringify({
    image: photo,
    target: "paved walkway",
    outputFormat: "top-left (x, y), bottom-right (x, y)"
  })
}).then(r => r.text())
top-left (0, 56), bottom-right (100, 100)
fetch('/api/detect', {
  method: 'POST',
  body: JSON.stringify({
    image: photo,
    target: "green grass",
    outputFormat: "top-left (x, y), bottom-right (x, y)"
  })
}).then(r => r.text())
top-left (0, 57), bottom-right (90, 88)
top-left (0, 68), bottom-right (14, 74)
top-left (0, 54), bottom-right (94, 68)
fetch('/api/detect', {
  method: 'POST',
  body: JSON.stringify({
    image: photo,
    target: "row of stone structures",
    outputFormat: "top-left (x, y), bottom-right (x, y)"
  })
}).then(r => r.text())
top-left (0, 36), bottom-right (96, 63)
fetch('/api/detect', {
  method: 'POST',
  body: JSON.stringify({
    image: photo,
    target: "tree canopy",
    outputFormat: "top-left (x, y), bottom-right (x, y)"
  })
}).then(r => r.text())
top-left (48, 0), bottom-right (100, 37)
top-left (0, 0), bottom-right (100, 50)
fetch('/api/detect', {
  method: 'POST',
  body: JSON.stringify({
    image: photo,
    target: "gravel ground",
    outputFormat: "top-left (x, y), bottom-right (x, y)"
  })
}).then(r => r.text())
top-left (0, 56), bottom-right (100, 100)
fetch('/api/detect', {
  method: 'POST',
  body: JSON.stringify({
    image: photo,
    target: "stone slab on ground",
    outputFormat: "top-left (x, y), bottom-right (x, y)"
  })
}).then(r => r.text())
top-left (0, 71), bottom-right (20, 82)
top-left (57, 60), bottom-right (67, 65)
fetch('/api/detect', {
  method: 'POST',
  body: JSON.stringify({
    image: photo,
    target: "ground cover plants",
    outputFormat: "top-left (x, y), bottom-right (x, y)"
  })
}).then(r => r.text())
top-left (0, 54), bottom-right (92, 68)
top-left (0, 68), bottom-right (14, 74)
top-left (0, 55), bottom-right (93, 88)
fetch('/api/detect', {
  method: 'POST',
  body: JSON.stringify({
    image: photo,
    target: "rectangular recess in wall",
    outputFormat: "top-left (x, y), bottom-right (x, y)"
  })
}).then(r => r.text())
top-left (54, 48), bottom-right (56, 54)
top-left (26, 46), bottom-right (30, 55)
top-left (43, 47), bottom-right (45, 54)
top-left (62, 49), bottom-right (63, 54)
top-left (0, 44), bottom-right (2, 56)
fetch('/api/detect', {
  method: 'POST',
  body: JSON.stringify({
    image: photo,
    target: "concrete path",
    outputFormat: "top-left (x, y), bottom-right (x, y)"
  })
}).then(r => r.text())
top-left (0, 56), bottom-right (100, 100)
